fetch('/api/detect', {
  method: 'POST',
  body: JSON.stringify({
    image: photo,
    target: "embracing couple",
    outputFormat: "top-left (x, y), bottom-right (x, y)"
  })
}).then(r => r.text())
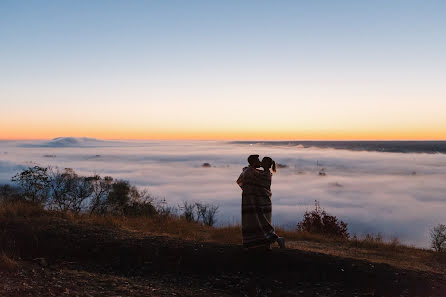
top-left (237, 154), bottom-right (285, 251)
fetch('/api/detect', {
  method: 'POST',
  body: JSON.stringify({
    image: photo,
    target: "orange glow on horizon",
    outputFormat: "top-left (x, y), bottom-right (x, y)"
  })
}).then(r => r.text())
top-left (1, 128), bottom-right (445, 141)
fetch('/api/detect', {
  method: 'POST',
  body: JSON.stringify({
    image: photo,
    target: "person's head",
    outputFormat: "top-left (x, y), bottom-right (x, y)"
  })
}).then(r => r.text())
top-left (261, 156), bottom-right (276, 173)
top-left (247, 154), bottom-right (261, 168)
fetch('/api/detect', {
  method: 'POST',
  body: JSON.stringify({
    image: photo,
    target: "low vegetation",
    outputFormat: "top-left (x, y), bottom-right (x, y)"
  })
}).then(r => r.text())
top-left (3, 166), bottom-right (219, 225)
top-left (297, 200), bottom-right (349, 239)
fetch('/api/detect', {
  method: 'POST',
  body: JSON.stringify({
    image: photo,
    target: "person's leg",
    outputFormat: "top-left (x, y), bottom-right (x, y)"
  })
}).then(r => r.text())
top-left (265, 242), bottom-right (273, 251)
top-left (276, 237), bottom-right (286, 248)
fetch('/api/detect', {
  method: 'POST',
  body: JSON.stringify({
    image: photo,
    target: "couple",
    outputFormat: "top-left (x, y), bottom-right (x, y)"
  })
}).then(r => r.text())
top-left (237, 154), bottom-right (285, 250)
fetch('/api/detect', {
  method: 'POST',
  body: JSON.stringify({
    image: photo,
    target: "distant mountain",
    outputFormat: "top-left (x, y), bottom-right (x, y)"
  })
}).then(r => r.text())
top-left (48, 137), bottom-right (103, 147)
top-left (20, 137), bottom-right (116, 148)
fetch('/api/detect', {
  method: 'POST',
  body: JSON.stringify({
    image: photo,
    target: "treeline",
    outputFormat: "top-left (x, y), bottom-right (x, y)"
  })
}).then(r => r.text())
top-left (0, 166), bottom-right (219, 226)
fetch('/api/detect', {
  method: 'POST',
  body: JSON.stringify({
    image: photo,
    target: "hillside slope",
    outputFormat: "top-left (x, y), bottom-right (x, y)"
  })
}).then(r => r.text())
top-left (1, 214), bottom-right (446, 297)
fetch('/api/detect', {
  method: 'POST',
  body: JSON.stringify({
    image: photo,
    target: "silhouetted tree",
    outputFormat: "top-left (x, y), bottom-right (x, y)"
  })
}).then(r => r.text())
top-left (180, 201), bottom-right (196, 222)
top-left (124, 189), bottom-right (157, 217)
top-left (430, 224), bottom-right (446, 252)
top-left (11, 166), bottom-right (50, 205)
top-left (48, 168), bottom-right (93, 213)
top-left (88, 175), bottom-right (113, 215)
top-left (106, 180), bottom-right (132, 215)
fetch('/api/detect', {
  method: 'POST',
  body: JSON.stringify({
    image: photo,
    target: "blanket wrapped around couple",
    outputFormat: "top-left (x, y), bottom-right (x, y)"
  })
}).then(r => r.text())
top-left (237, 167), bottom-right (278, 248)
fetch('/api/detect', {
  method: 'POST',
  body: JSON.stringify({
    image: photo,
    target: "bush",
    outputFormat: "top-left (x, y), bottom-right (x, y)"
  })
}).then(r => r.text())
top-left (155, 199), bottom-right (177, 219)
top-left (297, 200), bottom-right (349, 239)
top-left (123, 190), bottom-right (157, 217)
top-left (179, 201), bottom-right (219, 226)
top-left (430, 224), bottom-right (446, 252)
top-left (196, 202), bottom-right (219, 227)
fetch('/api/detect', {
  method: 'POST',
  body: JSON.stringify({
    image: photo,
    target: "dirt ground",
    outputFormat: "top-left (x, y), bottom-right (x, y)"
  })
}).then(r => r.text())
top-left (1, 216), bottom-right (445, 297)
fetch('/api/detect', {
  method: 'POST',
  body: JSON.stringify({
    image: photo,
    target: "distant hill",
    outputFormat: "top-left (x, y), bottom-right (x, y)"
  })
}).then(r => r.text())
top-left (19, 137), bottom-right (119, 148)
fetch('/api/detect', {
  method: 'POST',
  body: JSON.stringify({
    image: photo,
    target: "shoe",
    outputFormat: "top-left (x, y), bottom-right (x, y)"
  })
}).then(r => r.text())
top-left (277, 237), bottom-right (286, 249)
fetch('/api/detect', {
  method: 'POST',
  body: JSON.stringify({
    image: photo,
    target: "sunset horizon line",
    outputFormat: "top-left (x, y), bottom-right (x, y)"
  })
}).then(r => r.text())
top-left (1, 136), bottom-right (446, 142)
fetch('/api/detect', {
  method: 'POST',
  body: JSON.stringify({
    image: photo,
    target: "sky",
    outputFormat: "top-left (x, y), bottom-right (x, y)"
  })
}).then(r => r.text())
top-left (1, 0), bottom-right (446, 140)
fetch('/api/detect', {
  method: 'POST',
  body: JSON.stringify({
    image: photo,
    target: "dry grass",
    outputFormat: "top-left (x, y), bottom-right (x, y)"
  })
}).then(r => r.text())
top-left (0, 252), bottom-right (18, 272)
top-left (1, 201), bottom-right (444, 274)
top-left (0, 200), bottom-right (47, 219)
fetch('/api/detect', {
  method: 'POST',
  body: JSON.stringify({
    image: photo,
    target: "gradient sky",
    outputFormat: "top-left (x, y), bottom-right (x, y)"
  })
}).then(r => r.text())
top-left (1, 0), bottom-right (445, 140)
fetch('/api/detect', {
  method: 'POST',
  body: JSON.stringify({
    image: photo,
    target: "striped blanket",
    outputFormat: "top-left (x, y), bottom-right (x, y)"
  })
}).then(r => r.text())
top-left (237, 166), bottom-right (278, 248)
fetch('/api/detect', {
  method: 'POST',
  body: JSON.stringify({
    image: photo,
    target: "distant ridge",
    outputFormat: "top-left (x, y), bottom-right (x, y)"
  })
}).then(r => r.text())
top-left (231, 141), bottom-right (446, 154)
top-left (48, 137), bottom-right (103, 147)
top-left (20, 137), bottom-right (115, 148)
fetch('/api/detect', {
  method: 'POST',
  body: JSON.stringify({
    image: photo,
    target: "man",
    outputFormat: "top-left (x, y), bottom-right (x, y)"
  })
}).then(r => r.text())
top-left (237, 154), bottom-right (261, 189)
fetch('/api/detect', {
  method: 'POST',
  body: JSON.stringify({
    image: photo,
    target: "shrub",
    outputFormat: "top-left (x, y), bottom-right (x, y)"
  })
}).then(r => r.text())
top-left (178, 201), bottom-right (219, 226)
top-left (196, 202), bottom-right (219, 226)
top-left (124, 190), bottom-right (157, 217)
top-left (155, 199), bottom-right (177, 219)
top-left (430, 224), bottom-right (446, 252)
top-left (297, 200), bottom-right (349, 239)
top-left (105, 180), bottom-right (156, 216)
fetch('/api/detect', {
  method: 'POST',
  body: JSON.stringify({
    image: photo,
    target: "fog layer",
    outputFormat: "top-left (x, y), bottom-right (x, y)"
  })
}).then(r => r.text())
top-left (1, 139), bottom-right (445, 247)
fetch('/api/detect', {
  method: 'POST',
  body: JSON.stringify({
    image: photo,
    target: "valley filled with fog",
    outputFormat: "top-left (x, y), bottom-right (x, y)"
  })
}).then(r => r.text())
top-left (1, 138), bottom-right (446, 247)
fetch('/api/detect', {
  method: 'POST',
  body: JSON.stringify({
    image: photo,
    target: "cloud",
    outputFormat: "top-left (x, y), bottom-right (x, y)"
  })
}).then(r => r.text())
top-left (1, 139), bottom-right (446, 247)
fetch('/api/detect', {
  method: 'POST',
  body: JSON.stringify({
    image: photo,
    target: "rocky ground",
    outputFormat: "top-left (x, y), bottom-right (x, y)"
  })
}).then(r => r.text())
top-left (1, 216), bottom-right (445, 296)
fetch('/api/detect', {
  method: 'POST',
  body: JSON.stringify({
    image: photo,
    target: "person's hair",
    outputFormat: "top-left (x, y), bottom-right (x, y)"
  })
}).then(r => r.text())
top-left (262, 157), bottom-right (277, 173)
top-left (247, 154), bottom-right (260, 166)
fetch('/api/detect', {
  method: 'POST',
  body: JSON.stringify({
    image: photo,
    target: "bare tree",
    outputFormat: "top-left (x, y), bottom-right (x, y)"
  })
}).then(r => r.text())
top-left (69, 175), bottom-right (93, 213)
top-left (88, 175), bottom-right (113, 215)
top-left (430, 224), bottom-right (446, 252)
top-left (11, 166), bottom-right (50, 205)
top-left (180, 201), bottom-right (196, 222)
top-left (48, 168), bottom-right (93, 213)
top-left (48, 167), bottom-right (76, 211)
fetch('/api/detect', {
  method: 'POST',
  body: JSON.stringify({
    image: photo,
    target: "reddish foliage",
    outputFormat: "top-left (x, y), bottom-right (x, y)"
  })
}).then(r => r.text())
top-left (297, 200), bottom-right (349, 239)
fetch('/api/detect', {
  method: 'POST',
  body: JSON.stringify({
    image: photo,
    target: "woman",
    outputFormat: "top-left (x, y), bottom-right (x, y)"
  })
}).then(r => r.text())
top-left (258, 157), bottom-right (285, 250)
top-left (239, 156), bottom-right (285, 250)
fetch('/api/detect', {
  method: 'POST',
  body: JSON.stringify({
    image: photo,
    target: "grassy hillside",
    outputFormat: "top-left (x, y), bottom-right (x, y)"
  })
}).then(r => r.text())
top-left (1, 201), bottom-right (446, 296)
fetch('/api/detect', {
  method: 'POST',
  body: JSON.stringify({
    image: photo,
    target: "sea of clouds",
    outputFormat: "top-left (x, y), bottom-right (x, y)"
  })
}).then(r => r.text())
top-left (1, 137), bottom-right (446, 247)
